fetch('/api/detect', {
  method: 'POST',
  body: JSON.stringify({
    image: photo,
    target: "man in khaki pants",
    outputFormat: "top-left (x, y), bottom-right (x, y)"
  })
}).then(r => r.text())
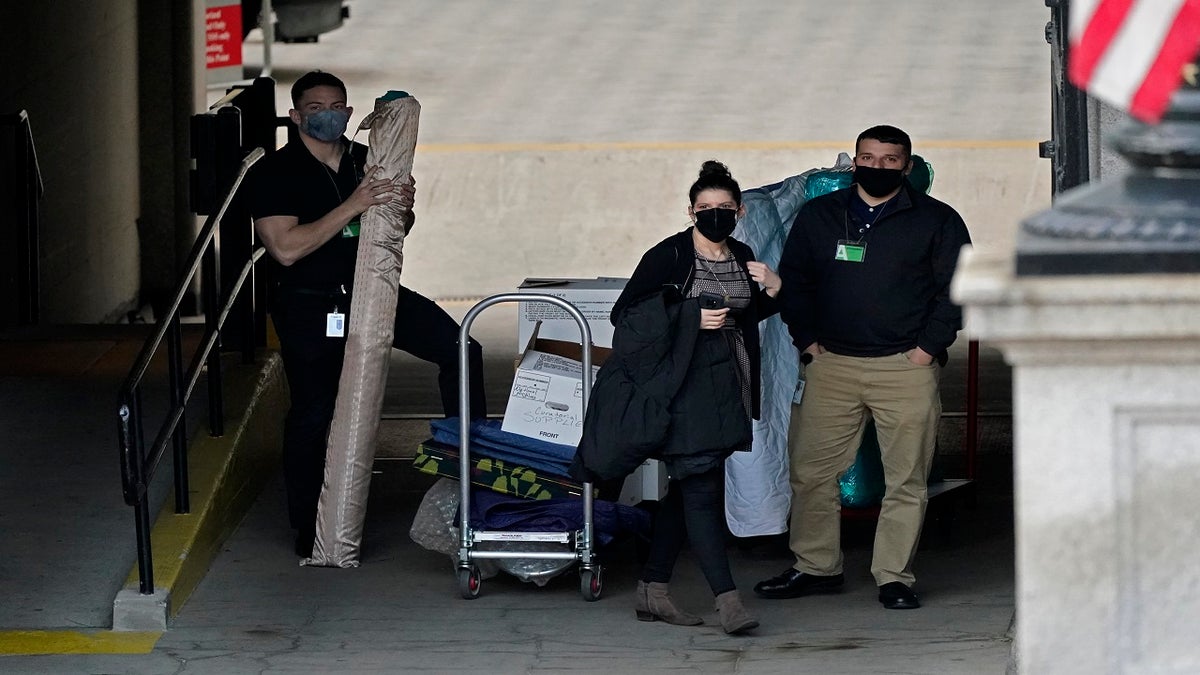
top-left (755, 125), bottom-right (971, 609)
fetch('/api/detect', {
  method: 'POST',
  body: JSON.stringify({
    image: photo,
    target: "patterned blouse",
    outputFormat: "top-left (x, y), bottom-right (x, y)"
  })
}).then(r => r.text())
top-left (689, 250), bottom-right (753, 420)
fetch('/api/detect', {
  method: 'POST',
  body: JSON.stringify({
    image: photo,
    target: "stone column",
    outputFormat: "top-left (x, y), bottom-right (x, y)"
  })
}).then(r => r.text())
top-left (953, 250), bottom-right (1200, 673)
top-left (954, 62), bottom-right (1200, 674)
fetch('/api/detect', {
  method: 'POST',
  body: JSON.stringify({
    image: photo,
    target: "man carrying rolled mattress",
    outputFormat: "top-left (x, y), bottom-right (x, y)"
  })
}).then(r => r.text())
top-left (248, 70), bottom-right (488, 556)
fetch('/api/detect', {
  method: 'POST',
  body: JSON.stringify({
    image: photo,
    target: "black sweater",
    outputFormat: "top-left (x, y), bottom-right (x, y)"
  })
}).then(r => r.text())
top-left (611, 228), bottom-right (779, 419)
top-left (777, 184), bottom-right (971, 362)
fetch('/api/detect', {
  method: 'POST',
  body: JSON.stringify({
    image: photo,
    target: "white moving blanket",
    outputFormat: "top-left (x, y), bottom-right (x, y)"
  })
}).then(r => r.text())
top-left (724, 154), bottom-right (853, 537)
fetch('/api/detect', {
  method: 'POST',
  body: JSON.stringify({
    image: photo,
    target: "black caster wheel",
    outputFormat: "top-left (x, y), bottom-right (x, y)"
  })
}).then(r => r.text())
top-left (580, 566), bottom-right (603, 601)
top-left (458, 566), bottom-right (481, 599)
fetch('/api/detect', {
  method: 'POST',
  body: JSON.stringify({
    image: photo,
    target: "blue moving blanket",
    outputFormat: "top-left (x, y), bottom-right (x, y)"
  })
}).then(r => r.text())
top-left (470, 487), bottom-right (650, 547)
top-left (431, 417), bottom-right (575, 478)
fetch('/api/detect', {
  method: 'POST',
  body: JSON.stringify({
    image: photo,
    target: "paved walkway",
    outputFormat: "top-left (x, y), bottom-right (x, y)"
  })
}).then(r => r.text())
top-left (0, 325), bottom-right (204, 630)
top-left (0, 305), bottom-right (1014, 673)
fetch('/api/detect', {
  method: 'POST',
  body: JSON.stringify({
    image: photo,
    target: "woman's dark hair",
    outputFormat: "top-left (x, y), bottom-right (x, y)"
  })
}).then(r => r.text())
top-left (688, 160), bottom-right (742, 206)
top-left (291, 70), bottom-right (348, 106)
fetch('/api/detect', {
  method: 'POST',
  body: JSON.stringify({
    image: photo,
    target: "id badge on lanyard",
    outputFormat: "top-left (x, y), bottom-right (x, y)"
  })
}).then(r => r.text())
top-left (325, 285), bottom-right (349, 337)
top-left (835, 239), bottom-right (866, 263)
top-left (326, 310), bottom-right (345, 337)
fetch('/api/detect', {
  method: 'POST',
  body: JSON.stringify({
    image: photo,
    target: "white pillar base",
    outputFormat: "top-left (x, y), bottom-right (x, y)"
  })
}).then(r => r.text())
top-left (953, 248), bottom-right (1200, 674)
top-left (112, 588), bottom-right (169, 632)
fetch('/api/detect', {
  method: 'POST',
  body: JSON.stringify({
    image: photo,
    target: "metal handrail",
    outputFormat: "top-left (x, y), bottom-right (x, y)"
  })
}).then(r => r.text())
top-left (117, 147), bottom-right (265, 594)
top-left (1, 111), bottom-right (43, 326)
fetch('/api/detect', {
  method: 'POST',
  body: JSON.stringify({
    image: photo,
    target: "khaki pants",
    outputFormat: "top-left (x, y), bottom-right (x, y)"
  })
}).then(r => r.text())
top-left (787, 351), bottom-right (941, 587)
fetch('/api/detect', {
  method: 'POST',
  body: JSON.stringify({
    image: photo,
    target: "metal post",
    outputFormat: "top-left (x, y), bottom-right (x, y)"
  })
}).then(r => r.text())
top-left (202, 245), bottom-right (225, 437)
top-left (16, 113), bottom-right (39, 324)
top-left (1042, 0), bottom-right (1091, 196)
top-left (261, 0), bottom-right (274, 78)
top-left (220, 77), bottom-right (276, 360)
top-left (129, 390), bottom-right (155, 594)
top-left (965, 340), bottom-right (979, 481)
top-left (167, 316), bottom-right (191, 514)
top-left (241, 274), bottom-right (256, 365)
top-left (0, 111), bottom-right (42, 327)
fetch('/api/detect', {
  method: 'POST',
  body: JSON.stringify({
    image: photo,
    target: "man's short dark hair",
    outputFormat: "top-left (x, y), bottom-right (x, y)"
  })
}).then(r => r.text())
top-left (856, 125), bottom-right (912, 159)
top-left (291, 70), bottom-right (347, 106)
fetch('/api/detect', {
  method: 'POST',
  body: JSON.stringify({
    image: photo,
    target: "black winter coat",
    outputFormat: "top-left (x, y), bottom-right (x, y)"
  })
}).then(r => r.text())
top-left (569, 228), bottom-right (778, 482)
top-left (612, 228), bottom-right (778, 419)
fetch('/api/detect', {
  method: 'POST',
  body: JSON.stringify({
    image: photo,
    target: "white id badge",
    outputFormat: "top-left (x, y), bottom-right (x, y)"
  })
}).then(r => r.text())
top-left (326, 312), bottom-right (345, 337)
top-left (792, 378), bottom-right (806, 405)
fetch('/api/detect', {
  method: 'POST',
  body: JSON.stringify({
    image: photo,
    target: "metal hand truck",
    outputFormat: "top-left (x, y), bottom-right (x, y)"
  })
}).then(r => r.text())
top-left (454, 293), bottom-right (602, 601)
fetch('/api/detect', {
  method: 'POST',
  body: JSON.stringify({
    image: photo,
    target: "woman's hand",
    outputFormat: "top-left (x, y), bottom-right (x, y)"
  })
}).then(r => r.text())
top-left (700, 307), bottom-right (730, 330)
top-left (747, 261), bottom-right (782, 297)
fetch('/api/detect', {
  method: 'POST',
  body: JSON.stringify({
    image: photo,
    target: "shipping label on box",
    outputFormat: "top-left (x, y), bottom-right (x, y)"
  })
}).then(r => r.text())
top-left (517, 278), bottom-right (627, 349)
top-left (501, 349), bottom-right (599, 446)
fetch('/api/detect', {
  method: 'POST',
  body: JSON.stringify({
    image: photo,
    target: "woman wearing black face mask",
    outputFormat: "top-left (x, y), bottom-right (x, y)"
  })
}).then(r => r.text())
top-left (580, 161), bottom-right (780, 634)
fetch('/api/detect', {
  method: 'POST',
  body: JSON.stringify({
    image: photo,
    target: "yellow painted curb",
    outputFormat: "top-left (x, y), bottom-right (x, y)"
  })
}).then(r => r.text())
top-left (118, 353), bottom-right (287, 621)
top-left (0, 630), bottom-right (161, 655)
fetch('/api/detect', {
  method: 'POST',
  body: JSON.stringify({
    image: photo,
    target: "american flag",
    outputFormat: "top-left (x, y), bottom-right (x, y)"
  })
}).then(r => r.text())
top-left (1069, 0), bottom-right (1200, 122)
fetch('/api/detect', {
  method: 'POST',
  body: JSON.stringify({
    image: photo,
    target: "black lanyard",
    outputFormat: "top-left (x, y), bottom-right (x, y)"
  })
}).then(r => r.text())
top-left (843, 199), bottom-right (890, 244)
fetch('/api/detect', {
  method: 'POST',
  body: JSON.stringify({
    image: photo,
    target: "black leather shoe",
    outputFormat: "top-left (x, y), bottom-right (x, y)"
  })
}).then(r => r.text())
top-left (878, 582), bottom-right (920, 609)
top-left (753, 568), bottom-right (845, 599)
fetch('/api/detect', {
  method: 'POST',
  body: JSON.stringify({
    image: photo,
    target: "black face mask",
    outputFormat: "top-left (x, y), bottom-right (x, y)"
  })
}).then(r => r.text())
top-left (694, 208), bottom-right (738, 243)
top-left (854, 165), bottom-right (906, 198)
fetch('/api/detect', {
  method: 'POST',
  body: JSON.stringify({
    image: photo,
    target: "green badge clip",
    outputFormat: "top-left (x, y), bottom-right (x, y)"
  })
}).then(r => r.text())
top-left (835, 242), bottom-right (866, 263)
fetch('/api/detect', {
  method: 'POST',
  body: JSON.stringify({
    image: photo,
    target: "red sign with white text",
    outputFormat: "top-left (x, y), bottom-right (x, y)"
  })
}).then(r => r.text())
top-left (205, 5), bottom-right (243, 70)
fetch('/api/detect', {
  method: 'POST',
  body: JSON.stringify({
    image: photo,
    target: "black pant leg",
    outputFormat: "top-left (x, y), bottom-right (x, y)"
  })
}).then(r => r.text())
top-left (273, 295), bottom-right (345, 533)
top-left (390, 285), bottom-right (487, 418)
top-left (641, 480), bottom-right (687, 584)
top-left (678, 467), bottom-right (736, 596)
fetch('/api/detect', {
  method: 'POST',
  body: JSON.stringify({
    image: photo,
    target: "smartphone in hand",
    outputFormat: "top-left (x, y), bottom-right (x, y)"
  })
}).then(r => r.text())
top-left (699, 292), bottom-right (726, 310)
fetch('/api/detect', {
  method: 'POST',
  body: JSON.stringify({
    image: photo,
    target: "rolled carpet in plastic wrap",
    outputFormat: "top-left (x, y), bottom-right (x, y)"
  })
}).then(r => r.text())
top-left (303, 91), bottom-right (419, 568)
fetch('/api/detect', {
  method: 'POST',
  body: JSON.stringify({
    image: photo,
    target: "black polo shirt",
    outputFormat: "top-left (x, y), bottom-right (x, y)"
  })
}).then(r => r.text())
top-left (249, 137), bottom-right (367, 294)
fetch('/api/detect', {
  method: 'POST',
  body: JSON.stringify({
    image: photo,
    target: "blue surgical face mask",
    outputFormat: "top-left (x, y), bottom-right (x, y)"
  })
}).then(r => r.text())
top-left (301, 108), bottom-right (351, 142)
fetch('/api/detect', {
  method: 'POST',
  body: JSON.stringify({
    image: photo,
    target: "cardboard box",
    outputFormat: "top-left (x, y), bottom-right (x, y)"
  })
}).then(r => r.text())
top-left (517, 277), bottom-right (627, 349)
top-left (500, 349), bottom-right (601, 447)
top-left (618, 459), bottom-right (669, 506)
top-left (514, 324), bottom-right (611, 371)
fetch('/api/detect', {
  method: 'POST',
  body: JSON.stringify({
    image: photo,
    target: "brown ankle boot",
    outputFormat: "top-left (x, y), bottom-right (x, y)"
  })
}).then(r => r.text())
top-left (634, 580), bottom-right (703, 625)
top-left (715, 590), bottom-right (759, 634)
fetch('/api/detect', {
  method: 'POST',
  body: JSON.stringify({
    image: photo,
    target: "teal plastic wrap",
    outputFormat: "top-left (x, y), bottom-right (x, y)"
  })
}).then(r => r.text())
top-left (907, 155), bottom-right (934, 194)
top-left (839, 419), bottom-right (885, 508)
top-left (804, 154), bottom-right (933, 202)
top-left (804, 171), bottom-right (853, 200)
